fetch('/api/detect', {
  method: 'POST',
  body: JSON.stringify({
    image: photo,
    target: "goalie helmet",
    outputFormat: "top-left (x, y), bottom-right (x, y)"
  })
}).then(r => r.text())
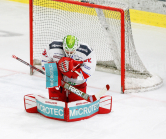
top-left (63, 35), bottom-right (79, 58)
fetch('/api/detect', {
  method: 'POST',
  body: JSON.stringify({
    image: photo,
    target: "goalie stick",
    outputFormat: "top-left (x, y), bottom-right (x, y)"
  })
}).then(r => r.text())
top-left (12, 55), bottom-right (110, 102)
top-left (61, 81), bottom-right (110, 102)
top-left (12, 55), bottom-right (45, 75)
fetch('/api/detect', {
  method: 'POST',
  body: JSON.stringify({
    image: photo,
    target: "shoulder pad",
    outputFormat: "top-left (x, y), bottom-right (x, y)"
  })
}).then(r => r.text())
top-left (76, 44), bottom-right (92, 56)
top-left (49, 41), bottom-right (63, 50)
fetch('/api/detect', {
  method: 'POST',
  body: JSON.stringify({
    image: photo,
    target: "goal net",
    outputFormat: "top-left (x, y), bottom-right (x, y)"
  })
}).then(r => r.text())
top-left (30, 0), bottom-right (163, 93)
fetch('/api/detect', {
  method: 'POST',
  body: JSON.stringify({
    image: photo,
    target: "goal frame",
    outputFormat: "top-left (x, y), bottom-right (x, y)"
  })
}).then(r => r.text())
top-left (29, 0), bottom-right (126, 93)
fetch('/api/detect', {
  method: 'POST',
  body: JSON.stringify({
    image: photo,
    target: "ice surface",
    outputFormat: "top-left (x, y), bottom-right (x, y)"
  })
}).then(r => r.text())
top-left (0, 0), bottom-right (166, 139)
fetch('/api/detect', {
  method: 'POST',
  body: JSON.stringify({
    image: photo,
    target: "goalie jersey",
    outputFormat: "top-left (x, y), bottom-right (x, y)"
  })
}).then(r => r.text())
top-left (41, 40), bottom-right (96, 85)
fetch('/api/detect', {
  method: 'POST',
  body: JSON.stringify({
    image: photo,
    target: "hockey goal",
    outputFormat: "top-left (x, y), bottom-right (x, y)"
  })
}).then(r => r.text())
top-left (29, 0), bottom-right (163, 93)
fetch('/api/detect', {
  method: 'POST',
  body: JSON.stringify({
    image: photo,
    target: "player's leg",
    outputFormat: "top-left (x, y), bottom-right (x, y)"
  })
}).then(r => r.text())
top-left (48, 87), bottom-right (67, 102)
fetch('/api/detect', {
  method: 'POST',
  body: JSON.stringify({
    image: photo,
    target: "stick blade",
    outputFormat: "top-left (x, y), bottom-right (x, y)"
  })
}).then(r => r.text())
top-left (94, 84), bottom-right (110, 101)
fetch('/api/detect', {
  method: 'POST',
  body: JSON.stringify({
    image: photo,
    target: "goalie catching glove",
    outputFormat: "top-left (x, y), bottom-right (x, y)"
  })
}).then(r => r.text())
top-left (58, 57), bottom-right (83, 79)
top-left (58, 57), bottom-right (71, 73)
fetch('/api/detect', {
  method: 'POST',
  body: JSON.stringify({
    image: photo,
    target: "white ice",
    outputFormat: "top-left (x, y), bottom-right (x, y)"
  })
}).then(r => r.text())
top-left (0, 0), bottom-right (166, 139)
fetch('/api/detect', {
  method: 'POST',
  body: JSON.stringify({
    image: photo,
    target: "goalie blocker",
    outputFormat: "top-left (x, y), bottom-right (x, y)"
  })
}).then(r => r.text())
top-left (24, 94), bottom-right (112, 122)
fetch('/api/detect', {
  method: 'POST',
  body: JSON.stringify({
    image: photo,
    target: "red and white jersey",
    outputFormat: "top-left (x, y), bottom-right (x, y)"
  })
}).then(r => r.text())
top-left (41, 40), bottom-right (96, 85)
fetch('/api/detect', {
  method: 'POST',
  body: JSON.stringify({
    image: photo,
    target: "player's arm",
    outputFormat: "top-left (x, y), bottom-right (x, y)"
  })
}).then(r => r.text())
top-left (41, 41), bottom-right (65, 70)
top-left (79, 51), bottom-right (96, 79)
top-left (74, 43), bottom-right (96, 79)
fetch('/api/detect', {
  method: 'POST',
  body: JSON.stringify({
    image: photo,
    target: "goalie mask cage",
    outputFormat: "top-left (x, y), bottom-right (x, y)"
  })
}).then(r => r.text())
top-left (29, 0), bottom-right (163, 93)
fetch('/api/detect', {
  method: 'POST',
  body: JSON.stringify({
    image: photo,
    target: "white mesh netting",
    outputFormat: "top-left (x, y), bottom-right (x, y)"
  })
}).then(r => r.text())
top-left (31, 0), bottom-right (163, 93)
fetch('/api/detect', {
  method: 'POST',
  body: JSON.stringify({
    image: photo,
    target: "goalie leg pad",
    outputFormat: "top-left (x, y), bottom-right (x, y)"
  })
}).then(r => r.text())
top-left (24, 94), bottom-right (112, 121)
top-left (98, 95), bottom-right (112, 114)
top-left (24, 94), bottom-right (38, 113)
